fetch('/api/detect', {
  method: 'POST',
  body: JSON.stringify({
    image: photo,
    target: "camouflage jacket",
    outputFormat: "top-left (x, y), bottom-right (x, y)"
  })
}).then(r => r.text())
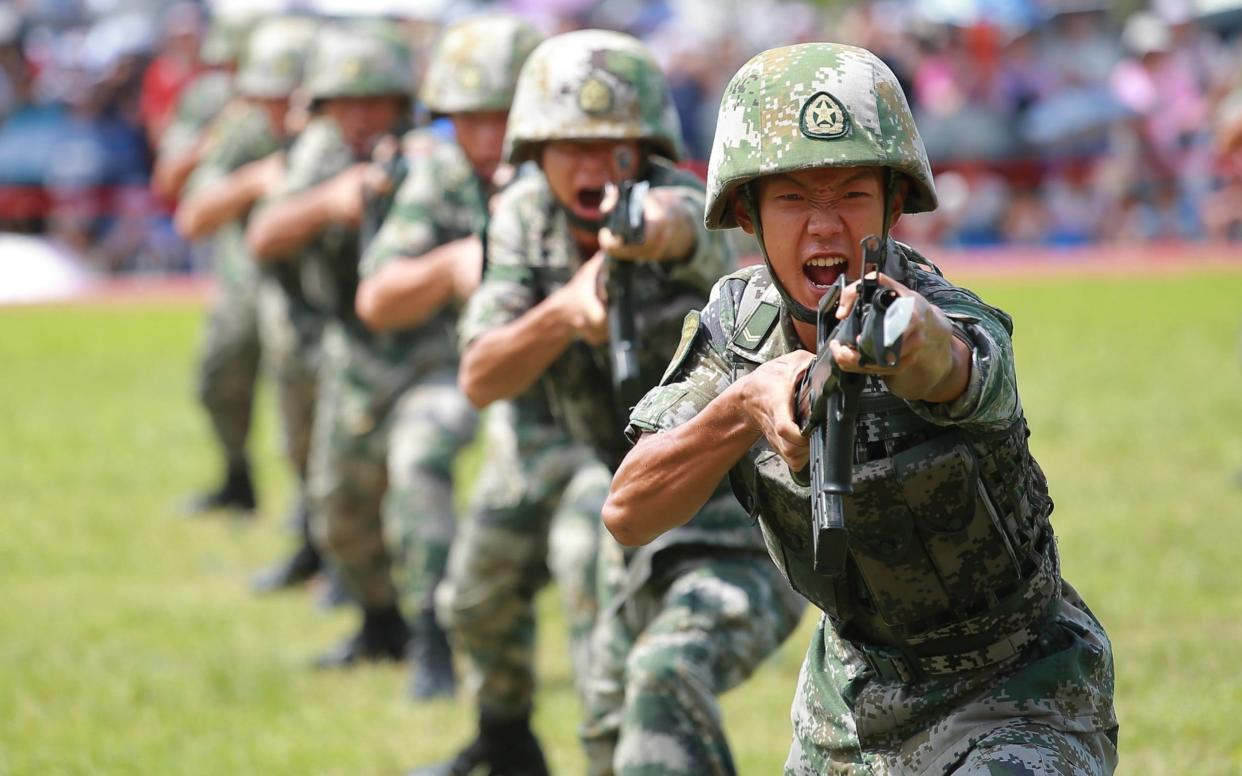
top-left (158, 70), bottom-right (235, 160)
top-left (629, 247), bottom-right (1062, 662)
top-left (183, 99), bottom-right (281, 290)
top-left (362, 130), bottom-right (559, 430)
top-left (270, 118), bottom-right (470, 408)
top-left (460, 157), bottom-right (765, 555)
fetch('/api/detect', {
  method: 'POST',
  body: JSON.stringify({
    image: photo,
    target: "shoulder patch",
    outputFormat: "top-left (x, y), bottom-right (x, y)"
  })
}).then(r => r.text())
top-left (731, 301), bottom-right (779, 352)
top-left (660, 309), bottom-right (702, 385)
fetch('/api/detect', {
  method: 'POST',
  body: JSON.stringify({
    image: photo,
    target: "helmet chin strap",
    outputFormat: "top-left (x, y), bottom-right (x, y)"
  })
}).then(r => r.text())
top-left (741, 171), bottom-right (899, 326)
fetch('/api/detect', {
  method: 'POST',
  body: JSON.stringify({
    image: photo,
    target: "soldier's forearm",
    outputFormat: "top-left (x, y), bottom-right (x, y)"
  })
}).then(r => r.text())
top-left (604, 382), bottom-right (759, 546)
top-left (151, 148), bottom-right (201, 201)
top-left (886, 328), bottom-right (971, 404)
top-left (458, 296), bottom-right (578, 409)
top-left (246, 187), bottom-right (337, 262)
top-left (175, 176), bottom-right (261, 241)
top-left (355, 251), bottom-right (456, 332)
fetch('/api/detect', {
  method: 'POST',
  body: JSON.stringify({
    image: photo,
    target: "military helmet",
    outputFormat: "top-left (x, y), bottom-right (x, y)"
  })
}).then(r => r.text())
top-left (420, 16), bottom-right (543, 115)
top-left (235, 17), bottom-right (318, 99)
top-left (705, 42), bottom-right (937, 230)
top-left (504, 29), bottom-right (683, 164)
top-left (200, 16), bottom-right (250, 67)
top-left (302, 23), bottom-right (414, 102)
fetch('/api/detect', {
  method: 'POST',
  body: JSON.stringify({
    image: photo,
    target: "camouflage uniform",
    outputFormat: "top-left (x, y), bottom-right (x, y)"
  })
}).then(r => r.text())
top-left (166, 61), bottom-right (255, 501)
top-left (629, 43), bottom-right (1118, 775)
top-left (363, 15), bottom-right (603, 717)
top-left (460, 30), bottom-right (804, 775)
top-left (159, 70), bottom-right (235, 162)
top-left (356, 127), bottom-right (487, 625)
top-left (230, 18), bottom-right (322, 501)
top-left (275, 27), bottom-right (477, 631)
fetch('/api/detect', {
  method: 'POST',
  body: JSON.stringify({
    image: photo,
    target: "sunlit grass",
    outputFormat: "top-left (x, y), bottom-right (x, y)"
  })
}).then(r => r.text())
top-left (1, 272), bottom-right (1239, 774)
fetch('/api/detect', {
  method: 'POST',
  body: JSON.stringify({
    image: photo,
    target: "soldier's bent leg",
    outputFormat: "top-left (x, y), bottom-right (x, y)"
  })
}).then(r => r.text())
top-left (383, 372), bottom-right (478, 699)
top-left (383, 373), bottom-right (478, 627)
top-left (251, 281), bottom-right (323, 592)
top-left (307, 360), bottom-right (406, 667)
top-left (435, 493), bottom-right (553, 718)
top-left (187, 281), bottom-right (261, 511)
top-left (546, 459), bottom-right (609, 699)
top-left (584, 550), bottom-right (804, 776)
top-left (951, 723), bottom-right (1118, 775)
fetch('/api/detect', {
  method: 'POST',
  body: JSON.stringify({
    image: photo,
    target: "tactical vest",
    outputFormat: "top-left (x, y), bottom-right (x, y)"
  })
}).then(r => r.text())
top-left (725, 258), bottom-right (1060, 681)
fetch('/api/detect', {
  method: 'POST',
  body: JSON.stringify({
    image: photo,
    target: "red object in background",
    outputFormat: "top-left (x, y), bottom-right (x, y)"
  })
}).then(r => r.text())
top-left (139, 55), bottom-right (202, 142)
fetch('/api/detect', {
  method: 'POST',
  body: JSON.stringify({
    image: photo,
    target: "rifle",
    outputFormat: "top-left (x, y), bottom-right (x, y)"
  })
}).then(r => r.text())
top-left (795, 235), bottom-right (916, 575)
top-left (604, 178), bottom-right (650, 410)
top-left (360, 136), bottom-right (410, 255)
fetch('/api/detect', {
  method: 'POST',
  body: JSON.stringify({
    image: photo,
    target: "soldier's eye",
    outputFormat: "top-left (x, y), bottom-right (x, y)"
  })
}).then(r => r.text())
top-left (843, 191), bottom-right (870, 199)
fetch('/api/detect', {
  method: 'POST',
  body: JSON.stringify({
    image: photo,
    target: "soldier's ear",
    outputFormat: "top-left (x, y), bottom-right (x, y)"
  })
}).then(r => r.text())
top-left (888, 176), bottom-right (909, 228)
top-left (733, 195), bottom-right (755, 235)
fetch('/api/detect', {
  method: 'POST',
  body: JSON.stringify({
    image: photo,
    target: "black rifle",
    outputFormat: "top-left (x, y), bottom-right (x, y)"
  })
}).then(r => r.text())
top-left (604, 179), bottom-right (650, 410)
top-left (360, 138), bottom-right (410, 255)
top-left (796, 235), bottom-right (915, 575)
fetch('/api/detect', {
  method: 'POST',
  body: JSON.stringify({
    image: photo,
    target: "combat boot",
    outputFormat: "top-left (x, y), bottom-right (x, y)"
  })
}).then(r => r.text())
top-left (181, 459), bottom-right (257, 515)
top-left (405, 712), bottom-right (549, 776)
top-left (251, 498), bottom-right (322, 593)
top-left (250, 542), bottom-right (321, 593)
top-left (407, 609), bottom-right (456, 701)
top-left (313, 603), bottom-right (410, 669)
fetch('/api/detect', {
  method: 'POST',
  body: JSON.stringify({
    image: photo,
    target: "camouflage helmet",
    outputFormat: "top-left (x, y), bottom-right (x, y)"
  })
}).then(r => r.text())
top-left (302, 23), bottom-right (414, 102)
top-left (705, 43), bottom-right (937, 230)
top-left (420, 16), bottom-right (543, 115)
top-left (200, 16), bottom-right (250, 67)
top-left (235, 17), bottom-right (318, 99)
top-left (504, 29), bottom-right (683, 164)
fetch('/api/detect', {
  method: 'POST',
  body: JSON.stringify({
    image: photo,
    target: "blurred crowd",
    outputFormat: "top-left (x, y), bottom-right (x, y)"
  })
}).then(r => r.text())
top-left (1, 0), bottom-right (1241, 275)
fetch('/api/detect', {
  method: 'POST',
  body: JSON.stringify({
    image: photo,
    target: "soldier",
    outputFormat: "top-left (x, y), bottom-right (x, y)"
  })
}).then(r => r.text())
top-left (159, 15), bottom-right (260, 515)
top-left (351, 16), bottom-right (597, 713)
top-left (358, 17), bottom-right (607, 773)
top-left (457, 30), bottom-right (804, 776)
top-left (247, 23), bottom-right (472, 675)
top-left (604, 43), bottom-right (1119, 774)
top-left (174, 16), bottom-right (324, 586)
top-left (153, 16), bottom-right (244, 204)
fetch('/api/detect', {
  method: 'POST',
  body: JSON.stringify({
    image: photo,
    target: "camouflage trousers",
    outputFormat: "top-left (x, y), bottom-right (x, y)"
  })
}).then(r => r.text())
top-left (581, 541), bottom-right (805, 776)
top-left (436, 401), bottom-right (608, 718)
top-left (256, 279), bottom-right (322, 481)
top-left (785, 585), bottom-right (1118, 775)
top-left (195, 258), bottom-right (261, 468)
top-left (308, 348), bottom-right (478, 613)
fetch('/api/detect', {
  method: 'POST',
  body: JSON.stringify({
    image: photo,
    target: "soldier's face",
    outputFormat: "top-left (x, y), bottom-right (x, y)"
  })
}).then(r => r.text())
top-left (325, 97), bottom-right (406, 156)
top-left (541, 139), bottom-right (642, 223)
top-left (450, 110), bottom-right (509, 183)
top-left (737, 166), bottom-right (901, 311)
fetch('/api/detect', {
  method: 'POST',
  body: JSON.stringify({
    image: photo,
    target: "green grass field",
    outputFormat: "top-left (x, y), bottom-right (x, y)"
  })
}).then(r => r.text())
top-left (2, 272), bottom-right (1241, 775)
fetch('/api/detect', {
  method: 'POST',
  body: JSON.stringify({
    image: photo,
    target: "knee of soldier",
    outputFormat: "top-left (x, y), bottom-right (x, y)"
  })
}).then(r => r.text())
top-left (623, 637), bottom-right (713, 703)
top-left (388, 434), bottom-right (457, 485)
top-left (548, 519), bottom-right (598, 584)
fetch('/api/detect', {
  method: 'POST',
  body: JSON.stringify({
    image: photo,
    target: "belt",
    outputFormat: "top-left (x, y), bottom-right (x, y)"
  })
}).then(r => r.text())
top-left (858, 619), bottom-right (1045, 684)
top-left (854, 543), bottom-right (1060, 684)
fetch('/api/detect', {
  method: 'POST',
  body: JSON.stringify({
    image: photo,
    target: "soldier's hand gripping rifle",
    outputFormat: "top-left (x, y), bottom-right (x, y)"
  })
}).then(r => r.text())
top-left (604, 177), bottom-right (650, 410)
top-left (360, 135), bottom-right (410, 254)
top-left (795, 235), bottom-right (916, 575)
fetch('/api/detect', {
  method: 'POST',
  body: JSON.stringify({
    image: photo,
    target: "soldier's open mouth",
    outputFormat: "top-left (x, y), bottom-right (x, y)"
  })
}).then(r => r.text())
top-left (576, 187), bottom-right (605, 215)
top-left (803, 256), bottom-right (847, 290)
